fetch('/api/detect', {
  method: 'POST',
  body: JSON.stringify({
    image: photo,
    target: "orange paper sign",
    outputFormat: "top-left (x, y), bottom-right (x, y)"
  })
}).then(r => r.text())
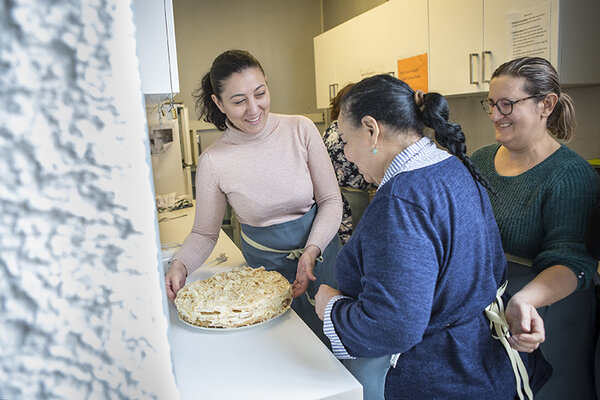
top-left (397, 54), bottom-right (428, 92)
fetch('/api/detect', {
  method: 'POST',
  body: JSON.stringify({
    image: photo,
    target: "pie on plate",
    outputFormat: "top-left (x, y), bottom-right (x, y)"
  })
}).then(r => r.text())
top-left (175, 266), bottom-right (292, 329)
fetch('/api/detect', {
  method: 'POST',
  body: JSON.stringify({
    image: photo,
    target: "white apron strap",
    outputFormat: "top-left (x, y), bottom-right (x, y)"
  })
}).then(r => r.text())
top-left (241, 230), bottom-right (324, 262)
top-left (485, 281), bottom-right (534, 400)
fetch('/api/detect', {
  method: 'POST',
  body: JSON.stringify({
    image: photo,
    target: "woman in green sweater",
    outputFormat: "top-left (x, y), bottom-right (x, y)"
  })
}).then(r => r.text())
top-left (472, 57), bottom-right (600, 400)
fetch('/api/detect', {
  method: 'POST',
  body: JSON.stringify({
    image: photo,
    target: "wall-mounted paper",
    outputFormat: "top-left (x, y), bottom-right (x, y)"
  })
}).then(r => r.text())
top-left (397, 53), bottom-right (428, 92)
top-left (507, 2), bottom-right (551, 60)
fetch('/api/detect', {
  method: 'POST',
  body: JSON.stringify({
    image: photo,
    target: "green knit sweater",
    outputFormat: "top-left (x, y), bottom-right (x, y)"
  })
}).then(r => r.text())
top-left (472, 143), bottom-right (600, 289)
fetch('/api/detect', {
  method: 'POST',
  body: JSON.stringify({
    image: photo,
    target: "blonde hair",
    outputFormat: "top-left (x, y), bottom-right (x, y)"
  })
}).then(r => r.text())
top-left (491, 57), bottom-right (576, 142)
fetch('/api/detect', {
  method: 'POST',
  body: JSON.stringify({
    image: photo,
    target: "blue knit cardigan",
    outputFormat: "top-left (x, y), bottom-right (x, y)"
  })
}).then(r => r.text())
top-left (330, 156), bottom-right (520, 399)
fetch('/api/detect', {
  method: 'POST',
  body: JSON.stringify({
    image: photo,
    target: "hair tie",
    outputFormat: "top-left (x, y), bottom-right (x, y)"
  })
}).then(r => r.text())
top-left (414, 89), bottom-right (425, 108)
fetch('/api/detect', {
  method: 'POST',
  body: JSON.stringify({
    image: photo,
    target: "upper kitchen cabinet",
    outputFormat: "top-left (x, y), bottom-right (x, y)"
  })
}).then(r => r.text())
top-left (314, 0), bottom-right (428, 109)
top-left (332, 21), bottom-right (361, 103)
top-left (429, 0), bottom-right (600, 96)
top-left (357, 0), bottom-right (428, 79)
top-left (428, 0), bottom-right (484, 95)
top-left (314, 31), bottom-right (337, 110)
top-left (132, 0), bottom-right (180, 95)
top-left (314, 20), bottom-right (360, 109)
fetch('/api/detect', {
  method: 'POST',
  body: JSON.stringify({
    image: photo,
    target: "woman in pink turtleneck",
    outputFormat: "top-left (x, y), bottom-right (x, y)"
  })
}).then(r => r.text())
top-left (164, 49), bottom-right (342, 342)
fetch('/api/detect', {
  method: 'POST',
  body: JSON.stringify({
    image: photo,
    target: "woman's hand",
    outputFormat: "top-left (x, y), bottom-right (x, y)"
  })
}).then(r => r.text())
top-left (292, 244), bottom-right (321, 298)
top-left (504, 265), bottom-right (577, 352)
top-left (315, 284), bottom-right (341, 321)
top-left (505, 294), bottom-right (545, 353)
top-left (165, 259), bottom-right (188, 301)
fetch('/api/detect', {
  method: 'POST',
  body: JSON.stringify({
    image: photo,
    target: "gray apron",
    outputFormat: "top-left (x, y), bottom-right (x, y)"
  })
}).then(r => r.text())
top-left (343, 355), bottom-right (392, 400)
top-left (240, 205), bottom-right (340, 346)
top-left (340, 187), bottom-right (371, 228)
top-left (506, 256), bottom-right (597, 400)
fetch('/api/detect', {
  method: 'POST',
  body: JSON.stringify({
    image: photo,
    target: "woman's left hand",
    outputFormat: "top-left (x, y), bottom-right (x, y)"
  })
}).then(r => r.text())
top-left (315, 284), bottom-right (341, 321)
top-left (292, 244), bottom-right (321, 298)
top-left (505, 294), bottom-right (546, 353)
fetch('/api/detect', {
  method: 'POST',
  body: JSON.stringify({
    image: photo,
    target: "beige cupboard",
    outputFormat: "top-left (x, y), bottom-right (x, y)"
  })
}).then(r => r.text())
top-left (429, 0), bottom-right (600, 95)
top-left (132, 0), bottom-right (179, 95)
top-left (313, 0), bottom-right (428, 109)
top-left (314, 20), bottom-right (360, 110)
top-left (314, 0), bottom-right (600, 106)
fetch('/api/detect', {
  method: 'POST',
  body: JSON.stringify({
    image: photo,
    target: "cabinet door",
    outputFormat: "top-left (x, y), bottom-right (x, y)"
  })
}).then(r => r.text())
top-left (314, 20), bottom-right (359, 109)
top-left (483, 0), bottom-right (559, 85)
top-left (429, 0), bottom-right (484, 95)
top-left (389, 0), bottom-right (429, 79)
top-left (357, 0), bottom-right (429, 80)
top-left (314, 32), bottom-right (337, 109)
top-left (332, 20), bottom-right (360, 94)
top-left (357, 1), bottom-right (396, 78)
top-left (132, 0), bottom-right (179, 94)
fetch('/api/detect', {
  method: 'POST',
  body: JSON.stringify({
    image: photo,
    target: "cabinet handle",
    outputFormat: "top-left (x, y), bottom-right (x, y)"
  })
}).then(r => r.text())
top-left (482, 51), bottom-right (492, 83)
top-left (328, 84), bottom-right (339, 101)
top-left (469, 53), bottom-right (479, 84)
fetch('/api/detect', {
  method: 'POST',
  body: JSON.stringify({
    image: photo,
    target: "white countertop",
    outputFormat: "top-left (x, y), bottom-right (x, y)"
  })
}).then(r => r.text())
top-left (158, 204), bottom-right (363, 400)
top-left (158, 202), bottom-right (245, 269)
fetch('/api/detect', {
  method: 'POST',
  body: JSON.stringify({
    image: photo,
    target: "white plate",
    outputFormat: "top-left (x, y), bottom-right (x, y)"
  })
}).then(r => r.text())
top-left (178, 307), bottom-right (290, 331)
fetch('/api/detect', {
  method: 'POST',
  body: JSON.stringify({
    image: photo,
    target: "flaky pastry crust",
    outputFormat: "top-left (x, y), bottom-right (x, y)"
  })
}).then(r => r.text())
top-left (175, 266), bottom-right (292, 328)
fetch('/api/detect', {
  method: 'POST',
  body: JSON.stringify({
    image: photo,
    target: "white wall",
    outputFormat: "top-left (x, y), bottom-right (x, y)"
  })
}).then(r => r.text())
top-left (323, 0), bottom-right (387, 30)
top-left (0, 1), bottom-right (178, 398)
top-left (172, 0), bottom-right (322, 119)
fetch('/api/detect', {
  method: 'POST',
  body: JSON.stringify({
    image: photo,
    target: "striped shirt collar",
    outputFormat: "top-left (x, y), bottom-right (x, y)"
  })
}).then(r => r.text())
top-left (378, 136), bottom-right (451, 191)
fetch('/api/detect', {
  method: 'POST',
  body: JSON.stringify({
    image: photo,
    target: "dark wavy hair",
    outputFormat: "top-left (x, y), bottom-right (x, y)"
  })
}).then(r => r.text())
top-left (192, 49), bottom-right (265, 131)
top-left (340, 74), bottom-right (493, 193)
top-left (330, 83), bottom-right (355, 121)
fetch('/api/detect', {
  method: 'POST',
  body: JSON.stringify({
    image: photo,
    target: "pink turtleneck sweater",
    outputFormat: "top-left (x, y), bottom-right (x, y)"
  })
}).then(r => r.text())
top-left (173, 113), bottom-right (343, 274)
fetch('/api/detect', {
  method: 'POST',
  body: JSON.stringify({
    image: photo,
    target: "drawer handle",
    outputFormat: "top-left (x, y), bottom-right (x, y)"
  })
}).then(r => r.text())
top-left (328, 83), bottom-right (339, 101)
top-left (469, 53), bottom-right (479, 84)
top-left (482, 51), bottom-right (492, 83)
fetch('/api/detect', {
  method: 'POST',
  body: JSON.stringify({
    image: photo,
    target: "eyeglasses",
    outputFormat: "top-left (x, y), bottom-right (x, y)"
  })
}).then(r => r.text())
top-left (480, 95), bottom-right (541, 116)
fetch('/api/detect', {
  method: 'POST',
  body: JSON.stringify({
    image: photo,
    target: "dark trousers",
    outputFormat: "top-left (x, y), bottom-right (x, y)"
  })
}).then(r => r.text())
top-left (507, 262), bottom-right (598, 400)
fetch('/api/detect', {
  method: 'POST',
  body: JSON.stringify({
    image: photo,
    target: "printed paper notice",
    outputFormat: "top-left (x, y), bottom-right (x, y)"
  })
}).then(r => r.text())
top-left (507, 3), bottom-right (551, 60)
top-left (397, 54), bottom-right (428, 92)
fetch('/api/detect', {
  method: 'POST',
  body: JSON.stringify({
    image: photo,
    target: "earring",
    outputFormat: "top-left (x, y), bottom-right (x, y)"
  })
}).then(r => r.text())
top-left (371, 147), bottom-right (378, 154)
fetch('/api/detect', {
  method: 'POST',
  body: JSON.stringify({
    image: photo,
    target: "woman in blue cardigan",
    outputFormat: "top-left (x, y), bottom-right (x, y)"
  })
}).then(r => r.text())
top-left (312, 75), bottom-right (550, 399)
